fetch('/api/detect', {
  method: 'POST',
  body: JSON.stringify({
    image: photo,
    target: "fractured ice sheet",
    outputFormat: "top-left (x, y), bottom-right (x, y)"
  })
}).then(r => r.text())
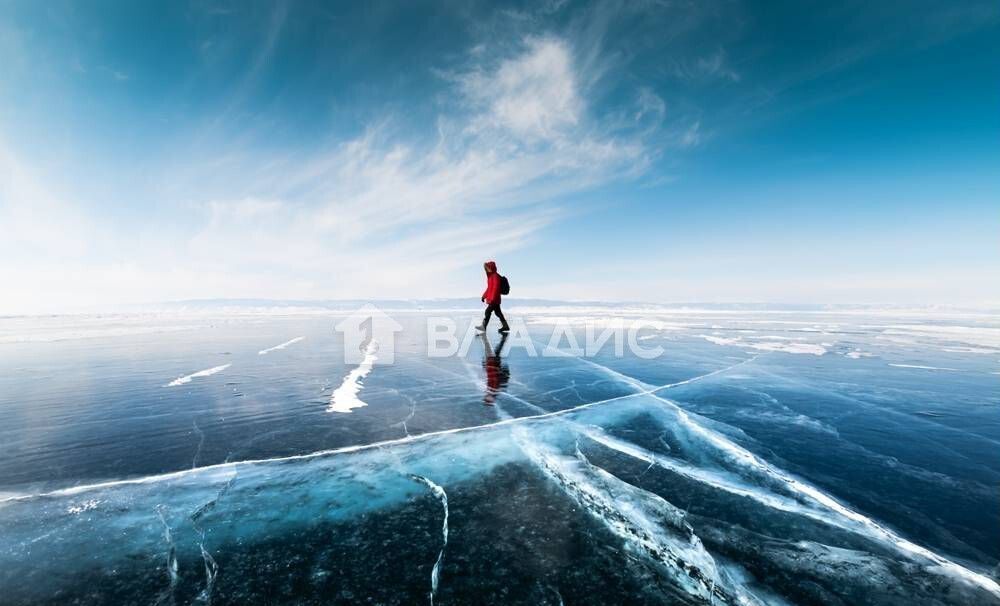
top-left (3, 308), bottom-right (1000, 605)
top-left (2, 391), bottom-right (998, 605)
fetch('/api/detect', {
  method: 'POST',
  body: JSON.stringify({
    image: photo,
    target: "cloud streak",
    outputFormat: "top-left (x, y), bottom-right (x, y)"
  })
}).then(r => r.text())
top-left (0, 32), bottom-right (657, 313)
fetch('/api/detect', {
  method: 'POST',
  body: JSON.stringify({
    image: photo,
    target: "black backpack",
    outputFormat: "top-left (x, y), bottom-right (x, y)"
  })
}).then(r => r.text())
top-left (499, 275), bottom-right (510, 295)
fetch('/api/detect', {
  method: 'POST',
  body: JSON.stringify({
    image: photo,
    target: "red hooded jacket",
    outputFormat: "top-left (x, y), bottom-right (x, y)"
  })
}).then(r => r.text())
top-left (482, 261), bottom-right (501, 304)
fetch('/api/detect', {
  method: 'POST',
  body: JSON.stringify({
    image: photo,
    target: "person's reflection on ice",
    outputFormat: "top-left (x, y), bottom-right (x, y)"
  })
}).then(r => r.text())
top-left (481, 332), bottom-right (510, 406)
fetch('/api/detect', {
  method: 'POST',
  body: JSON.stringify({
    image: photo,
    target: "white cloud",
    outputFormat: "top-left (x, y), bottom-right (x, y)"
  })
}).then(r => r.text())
top-left (680, 120), bottom-right (701, 147)
top-left (635, 87), bottom-right (667, 124)
top-left (463, 37), bottom-right (582, 142)
top-left (0, 35), bottom-right (653, 314)
top-left (694, 49), bottom-right (740, 82)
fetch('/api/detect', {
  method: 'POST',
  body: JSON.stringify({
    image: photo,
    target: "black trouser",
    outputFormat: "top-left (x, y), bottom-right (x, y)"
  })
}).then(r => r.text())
top-left (483, 303), bottom-right (509, 329)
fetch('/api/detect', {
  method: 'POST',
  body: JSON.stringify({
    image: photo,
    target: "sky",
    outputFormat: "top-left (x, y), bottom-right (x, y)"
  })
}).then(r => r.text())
top-left (1, 0), bottom-right (998, 313)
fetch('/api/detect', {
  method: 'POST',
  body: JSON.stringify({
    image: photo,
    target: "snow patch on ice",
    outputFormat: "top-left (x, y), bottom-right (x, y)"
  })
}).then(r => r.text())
top-left (166, 364), bottom-right (231, 387)
top-left (328, 340), bottom-right (378, 413)
top-left (527, 316), bottom-right (689, 330)
top-left (888, 364), bottom-right (960, 372)
top-left (702, 335), bottom-right (739, 347)
top-left (258, 336), bottom-right (304, 355)
top-left (699, 335), bottom-right (826, 356)
top-left (884, 325), bottom-right (1000, 349)
top-left (754, 342), bottom-right (827, 355)
top-left (66, 499), bottom-right (100, 515)
top-left (941, 346), bottom-right (998, 354)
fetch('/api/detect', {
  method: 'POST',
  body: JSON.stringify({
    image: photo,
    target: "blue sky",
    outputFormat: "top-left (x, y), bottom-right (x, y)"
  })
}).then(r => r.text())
top-left (1, 0), bottom-right (997, 312)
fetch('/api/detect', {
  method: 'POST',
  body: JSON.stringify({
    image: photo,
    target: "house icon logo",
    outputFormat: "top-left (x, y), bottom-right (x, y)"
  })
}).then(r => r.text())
top-left (334, 304), bottom-right (404, 365)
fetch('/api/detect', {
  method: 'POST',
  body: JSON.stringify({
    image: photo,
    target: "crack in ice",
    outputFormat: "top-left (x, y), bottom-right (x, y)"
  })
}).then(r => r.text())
top-left (5, 330), bottom-right (997, 602)
top-left (0, 358), bottom-right (759, 505)
top-left (512, 429), bottom-right (747, 604)
top-left (411, 475), bottom-right (448, 606)
top-left (190, 472), bottom-right (236, 605)
top-left (387, 387), bottom-right (418, 437)
top-left (539, 347), bottom-right (1000, 598)
top-left (191, 419), bottom-right (205, 469)
top-left (154, 506), bottom-right (179, 606)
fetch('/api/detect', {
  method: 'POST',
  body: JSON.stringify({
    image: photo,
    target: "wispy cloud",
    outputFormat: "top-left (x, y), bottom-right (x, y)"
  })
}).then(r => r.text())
top-left (666, 48), bottom-right (741, 83)
top-left (0, 33), bottom-right (656, 313)
top-left (460, 37), bottom-right (582, 142)
top-left (98, 66), bottom-right (129, 81)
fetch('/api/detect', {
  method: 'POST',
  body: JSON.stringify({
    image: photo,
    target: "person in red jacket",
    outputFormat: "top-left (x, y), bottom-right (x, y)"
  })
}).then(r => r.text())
top-left (476, 260), bottom-right (509, 333)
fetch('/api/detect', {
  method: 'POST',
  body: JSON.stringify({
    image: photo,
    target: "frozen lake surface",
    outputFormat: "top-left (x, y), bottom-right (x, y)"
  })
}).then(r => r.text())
top-left (1, 306), bottom-right (998, 605)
